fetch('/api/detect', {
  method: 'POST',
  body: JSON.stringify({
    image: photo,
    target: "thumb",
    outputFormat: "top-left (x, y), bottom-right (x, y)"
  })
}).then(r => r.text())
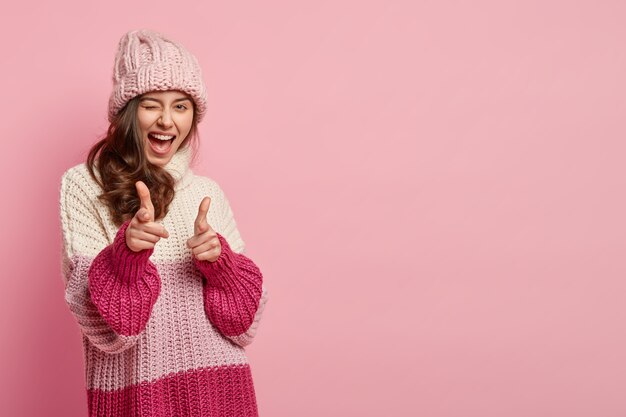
top-left (194, 196), bottom-right (211, 234)
top-left (135, 181), bottom-right (155, 223)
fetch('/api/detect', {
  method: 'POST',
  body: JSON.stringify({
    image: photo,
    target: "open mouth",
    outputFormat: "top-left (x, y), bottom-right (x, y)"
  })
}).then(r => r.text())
top-left (148, 133), bottom-right (176, 155)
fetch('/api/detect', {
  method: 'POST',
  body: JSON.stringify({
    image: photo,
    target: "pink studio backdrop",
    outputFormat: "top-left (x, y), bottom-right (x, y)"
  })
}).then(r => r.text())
top-left (1, 1), bottom-right (625, 416)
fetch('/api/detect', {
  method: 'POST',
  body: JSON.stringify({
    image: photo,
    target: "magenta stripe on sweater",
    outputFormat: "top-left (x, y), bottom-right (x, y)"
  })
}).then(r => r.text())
top-left (88, 219), bottom-right (161, 336)
top-left (193, 233), bottom-right (263, 337)
top-left (87, 363), bottom-right (258, 417)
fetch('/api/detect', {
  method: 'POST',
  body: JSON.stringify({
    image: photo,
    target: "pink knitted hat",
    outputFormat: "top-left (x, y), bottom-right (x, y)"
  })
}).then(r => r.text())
top-left (108, 29), bottom-right (208, 123)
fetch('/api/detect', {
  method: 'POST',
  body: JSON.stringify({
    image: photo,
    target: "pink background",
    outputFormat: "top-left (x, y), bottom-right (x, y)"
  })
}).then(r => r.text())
top-left (1, 1), bottom-right (625, 416)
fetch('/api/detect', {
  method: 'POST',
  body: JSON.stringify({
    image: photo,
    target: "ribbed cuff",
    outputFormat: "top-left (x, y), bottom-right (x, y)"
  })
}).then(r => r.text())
top-left (87, 219), bottom-right (161, 336)
top-left (193, 233), bottom-right (264, 336)
top-left (193, 233), bottom-right (243, 287)
top-left (110, 219), bottom-right (154, 283)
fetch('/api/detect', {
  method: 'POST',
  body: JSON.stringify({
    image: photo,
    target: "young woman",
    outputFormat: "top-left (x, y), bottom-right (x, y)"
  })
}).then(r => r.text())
top-left (59, 29), bottom-right (268, 417)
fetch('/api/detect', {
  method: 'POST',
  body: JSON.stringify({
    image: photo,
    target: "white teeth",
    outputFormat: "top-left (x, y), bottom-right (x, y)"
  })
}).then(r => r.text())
top-left (150, 133), bottom-right (175, 140)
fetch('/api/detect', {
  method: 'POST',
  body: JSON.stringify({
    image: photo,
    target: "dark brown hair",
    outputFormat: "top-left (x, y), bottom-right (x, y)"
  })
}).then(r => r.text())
top-left (86, 93), bottom-right (200, 227)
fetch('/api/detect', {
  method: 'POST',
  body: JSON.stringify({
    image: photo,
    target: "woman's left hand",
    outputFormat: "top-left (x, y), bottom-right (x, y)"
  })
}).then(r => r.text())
top-left (187, 196), bottom-right (222, 262)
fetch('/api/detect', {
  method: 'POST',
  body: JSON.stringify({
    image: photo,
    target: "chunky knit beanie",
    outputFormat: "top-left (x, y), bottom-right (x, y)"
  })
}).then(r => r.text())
top-left (108, 29), bottom-right (208, 123)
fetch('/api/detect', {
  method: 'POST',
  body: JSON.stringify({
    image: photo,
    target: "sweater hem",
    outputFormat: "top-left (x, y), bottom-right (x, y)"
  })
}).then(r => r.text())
top-left (87, 363), bottom-right (258, 417)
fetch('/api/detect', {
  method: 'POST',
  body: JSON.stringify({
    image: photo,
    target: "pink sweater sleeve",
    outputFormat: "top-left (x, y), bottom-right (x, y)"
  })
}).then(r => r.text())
top-left (192, 233), bottom-right (264, 337)
top-left (87, 219), bottom-right (161, 336)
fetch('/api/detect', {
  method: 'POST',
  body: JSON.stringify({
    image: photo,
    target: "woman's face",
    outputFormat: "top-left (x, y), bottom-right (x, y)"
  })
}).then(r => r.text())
top-left (137, 90), bottom-right (194, 166)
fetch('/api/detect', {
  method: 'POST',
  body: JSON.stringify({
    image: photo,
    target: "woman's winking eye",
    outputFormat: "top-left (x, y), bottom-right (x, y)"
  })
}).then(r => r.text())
top-left (142, 104), bottom-right (188, 110)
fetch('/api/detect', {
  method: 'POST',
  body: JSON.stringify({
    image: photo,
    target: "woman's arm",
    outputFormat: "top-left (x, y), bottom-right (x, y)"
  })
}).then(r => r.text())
top-left (59, 169), bottom-right (161, 354)
top-left (193, 184), bottom-right (268, 347)
top-left (87, 218), bottom-right (161, 336)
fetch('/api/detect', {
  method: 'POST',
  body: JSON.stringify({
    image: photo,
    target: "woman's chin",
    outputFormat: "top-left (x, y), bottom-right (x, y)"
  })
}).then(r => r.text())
top-left (146, 152), bottom-right (172, 166)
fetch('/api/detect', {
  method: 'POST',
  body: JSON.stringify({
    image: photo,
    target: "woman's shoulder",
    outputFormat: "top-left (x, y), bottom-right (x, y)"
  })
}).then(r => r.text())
top-left (60, 162), bottom-right (102, 202)
top-left (191, 173), bottom-right (227, 197)
top-left (62, 161), bottom-right (88, 180)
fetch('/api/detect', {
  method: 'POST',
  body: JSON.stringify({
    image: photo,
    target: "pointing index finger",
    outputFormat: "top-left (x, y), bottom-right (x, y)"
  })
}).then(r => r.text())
top-left (195, 196), bottom-right (211, 230)
top-left (136, 181), bottom-right (155, 222)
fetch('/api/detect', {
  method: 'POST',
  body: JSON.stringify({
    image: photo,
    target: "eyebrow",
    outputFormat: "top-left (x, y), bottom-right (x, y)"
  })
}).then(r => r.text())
top-left (140, 97), bottom-right (191, 103)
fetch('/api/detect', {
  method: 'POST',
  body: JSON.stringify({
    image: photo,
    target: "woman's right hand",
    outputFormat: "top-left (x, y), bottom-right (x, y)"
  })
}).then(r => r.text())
top-left (125, 181), bottom-right (170, 252)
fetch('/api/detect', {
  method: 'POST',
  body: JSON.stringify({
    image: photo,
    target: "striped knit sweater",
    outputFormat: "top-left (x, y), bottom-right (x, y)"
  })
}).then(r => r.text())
top-left (58, 145), bottom-right (268, 417)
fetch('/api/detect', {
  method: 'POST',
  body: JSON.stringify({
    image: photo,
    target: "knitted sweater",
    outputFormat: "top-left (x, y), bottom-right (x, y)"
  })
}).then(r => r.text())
top-left (58, 145), bottom-right (268, 417)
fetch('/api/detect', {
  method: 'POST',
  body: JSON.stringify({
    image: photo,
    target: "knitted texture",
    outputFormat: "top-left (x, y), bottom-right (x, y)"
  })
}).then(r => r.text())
top-left (108, 29), bottom-right (208, 123)
top-left (87, 219), bottom-right (161, 336)
top-left (194, 234), bottom-right (263, 337)
top-left (59, 145), bottom-right (268, 416)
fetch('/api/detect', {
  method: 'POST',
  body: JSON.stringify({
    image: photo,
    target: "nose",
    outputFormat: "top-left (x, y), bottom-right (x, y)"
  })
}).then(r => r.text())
top-left (158, 110), bottom-right (173, 128)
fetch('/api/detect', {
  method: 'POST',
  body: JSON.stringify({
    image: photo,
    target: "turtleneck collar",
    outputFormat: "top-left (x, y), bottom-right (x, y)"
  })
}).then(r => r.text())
top-left (163, 144), bottom-right (194, 191)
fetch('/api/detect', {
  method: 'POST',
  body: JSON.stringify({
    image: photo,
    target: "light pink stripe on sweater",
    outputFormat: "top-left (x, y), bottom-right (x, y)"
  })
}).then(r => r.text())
top-left (84, 258), bottom-right (252, 391)
top-left (71, 221), bottom-right (266, 392)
